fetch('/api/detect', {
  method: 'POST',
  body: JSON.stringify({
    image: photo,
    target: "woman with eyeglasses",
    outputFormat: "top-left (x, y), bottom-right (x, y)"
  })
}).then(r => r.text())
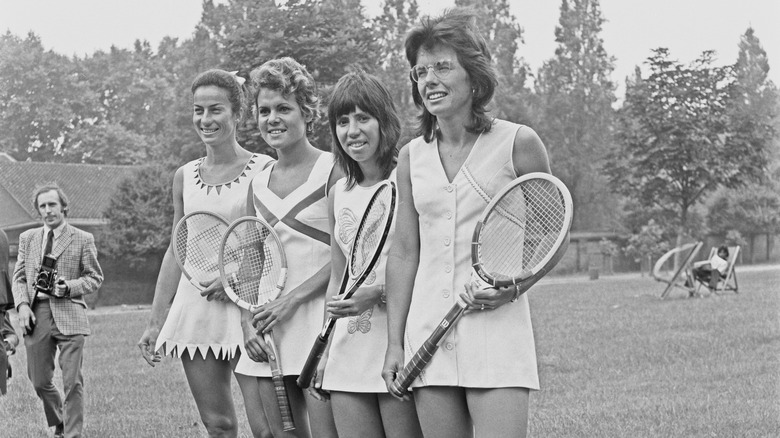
top-left (381, 9), bottom-right (551, 438)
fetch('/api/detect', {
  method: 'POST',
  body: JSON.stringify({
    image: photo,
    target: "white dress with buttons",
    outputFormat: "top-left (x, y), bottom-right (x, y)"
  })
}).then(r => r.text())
top-left (405, 119), bottom-right (539, 389)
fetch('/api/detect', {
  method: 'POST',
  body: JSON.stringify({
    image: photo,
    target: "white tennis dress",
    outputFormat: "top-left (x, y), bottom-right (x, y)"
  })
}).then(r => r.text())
top-left (235, 152), bottom-right (334, 377)
top-left (156, 153), bottom-right (273, 361)
top-left (321, 172), bottom-right (396, 393)
top-left (405, 119), bottom-right (540, 389)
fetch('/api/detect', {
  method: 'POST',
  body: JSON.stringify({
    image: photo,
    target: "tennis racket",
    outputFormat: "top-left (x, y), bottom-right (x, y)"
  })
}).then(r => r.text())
top-left (218, 216), bottom-right (294, 432)
top-left (297, 180), bottom-right (397, 388)
top-left (390, 172), bottom-right (573, 395)
top-left (172, 211), bottom-right (229, 291)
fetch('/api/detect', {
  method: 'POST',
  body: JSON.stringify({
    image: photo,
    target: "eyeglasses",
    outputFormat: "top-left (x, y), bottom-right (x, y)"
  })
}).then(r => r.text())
top-left (410, 60), bottom-right (453, 83)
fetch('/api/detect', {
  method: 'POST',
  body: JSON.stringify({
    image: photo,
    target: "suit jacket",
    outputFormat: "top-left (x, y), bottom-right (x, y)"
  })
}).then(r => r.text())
top-left (12, 223), bottom-right (103, 336)
top-left (0, 229), bottom-right (12, 311)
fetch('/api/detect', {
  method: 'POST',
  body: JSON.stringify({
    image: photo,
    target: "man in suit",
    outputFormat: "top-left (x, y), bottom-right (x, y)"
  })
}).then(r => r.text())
top-left (1, 228), bottom-right (19, 396)
top-left (13, 184), bottom-right (103, 438)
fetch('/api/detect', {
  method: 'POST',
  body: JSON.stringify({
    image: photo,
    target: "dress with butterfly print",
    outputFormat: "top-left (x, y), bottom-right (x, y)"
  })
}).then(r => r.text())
top-left (321, 171), bottom-right (397, 393)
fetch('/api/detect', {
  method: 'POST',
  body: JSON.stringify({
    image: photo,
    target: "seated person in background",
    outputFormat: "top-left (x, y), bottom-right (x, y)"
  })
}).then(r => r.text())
top-left (692, 245), bottom-right (730, 289)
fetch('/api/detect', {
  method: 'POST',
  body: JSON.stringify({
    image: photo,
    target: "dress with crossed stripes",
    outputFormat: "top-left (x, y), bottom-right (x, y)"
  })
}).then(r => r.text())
top-left (156, 153), bottom-right (273, 361)
top-left (235, 152), bottom-right (334, 377)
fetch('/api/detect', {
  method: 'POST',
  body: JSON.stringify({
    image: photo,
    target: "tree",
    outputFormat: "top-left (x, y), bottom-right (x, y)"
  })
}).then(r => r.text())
top-left (101, 164), bottom-right (175, 268)
top-left (199, 0), bottom-right (381, 151)
top-left (707, 185), bottom-right (780, 262)
top-left (0, 32), bottom-right (93, 161)
top-left (727, 27), bottom-right (778, 180)
top-left (606, 48), bottom-right (769, 247)
top-left (534, 0), bottom-right (617, 230)
top-left (623, 219), bottom-right (669, 276)
top-left (61, 122), bottom-right (151, 164)
top-left (373, 0), bottom-right (420, 145)
top-left (455, 0), bottom-right (533, 125)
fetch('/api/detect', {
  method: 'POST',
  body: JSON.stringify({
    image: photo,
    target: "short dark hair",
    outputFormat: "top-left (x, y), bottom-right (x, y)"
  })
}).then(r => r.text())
top-left (328, 71), bottom-right (400, 189)
top-left (405, 8), bottom-right (498, 142)
top-left (191, 69), bottom-right (250, 122)
top-left (249, 57), bottom-right (321, 132)
top-left (32, 183), bottom-right (69, 217)
top-left (717, 245), bottom-right (730, 258)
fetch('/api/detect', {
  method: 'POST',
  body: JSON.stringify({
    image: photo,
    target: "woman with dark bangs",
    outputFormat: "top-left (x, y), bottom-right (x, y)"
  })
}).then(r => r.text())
top-left (236, 57), bottom-right (340, 438)
top-left (306, 71), bottom-right (423, 438)
top-left (382, 9), bottom-right (552, 438)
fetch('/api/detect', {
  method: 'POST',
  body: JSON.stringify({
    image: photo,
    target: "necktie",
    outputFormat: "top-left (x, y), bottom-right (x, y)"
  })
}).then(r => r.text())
top-left (43, 230), bottom-right (54, 257)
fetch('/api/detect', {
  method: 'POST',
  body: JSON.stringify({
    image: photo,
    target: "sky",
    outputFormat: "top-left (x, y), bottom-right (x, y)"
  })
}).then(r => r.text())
top-left (1, 0), bottom-right (778, 92)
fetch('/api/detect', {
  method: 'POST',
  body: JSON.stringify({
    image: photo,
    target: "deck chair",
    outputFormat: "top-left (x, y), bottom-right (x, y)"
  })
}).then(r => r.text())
top-left (694, 246), bottom-right (740, 296)
top-left (653, 241), bottom-right (704, 299)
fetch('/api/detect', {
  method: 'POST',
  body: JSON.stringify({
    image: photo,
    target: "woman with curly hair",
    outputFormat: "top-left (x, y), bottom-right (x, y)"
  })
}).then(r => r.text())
top-left (236, 57), bottom-right (341, 438)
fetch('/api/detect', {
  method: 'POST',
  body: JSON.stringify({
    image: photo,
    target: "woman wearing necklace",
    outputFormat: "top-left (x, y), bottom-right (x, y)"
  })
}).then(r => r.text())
top-left (138, 69), bottom-right (274, 438)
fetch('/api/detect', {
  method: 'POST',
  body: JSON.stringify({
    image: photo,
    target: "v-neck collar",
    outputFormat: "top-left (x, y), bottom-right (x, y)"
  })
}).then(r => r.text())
top-left (434, 131), bottom-right (483, 184)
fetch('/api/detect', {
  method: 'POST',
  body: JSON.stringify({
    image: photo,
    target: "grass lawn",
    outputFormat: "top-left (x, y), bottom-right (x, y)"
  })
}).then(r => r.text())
top-left (1, 267), bottom-right (778, 437)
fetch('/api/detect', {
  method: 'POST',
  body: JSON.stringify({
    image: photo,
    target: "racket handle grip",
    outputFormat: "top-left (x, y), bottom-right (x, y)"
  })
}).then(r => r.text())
top-left (390, 303), bottom-right (465, 394)
top-left (265, 333), bottom-right (295, 431)
top-left (272, 370), bottom-right (295, 431)
top-left (297, 335), bottom-right (328, 389)
top-left (391, 340), bottom-right (440, 394)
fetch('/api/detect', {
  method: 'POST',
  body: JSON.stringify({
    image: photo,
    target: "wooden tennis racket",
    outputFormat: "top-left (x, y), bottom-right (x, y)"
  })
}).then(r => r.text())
top-left (297, 180), bottom-right (397, 388)
top-left (389, 172), bottom-right (573, 395)
top-left (172, 211), bottom-right (229, 291)
top-left (218, 216), bottom-right (294, 432)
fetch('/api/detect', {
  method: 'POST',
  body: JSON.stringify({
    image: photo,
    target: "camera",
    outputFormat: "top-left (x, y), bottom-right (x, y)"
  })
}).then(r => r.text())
top-left (35, 254), bottom-right (58, 295)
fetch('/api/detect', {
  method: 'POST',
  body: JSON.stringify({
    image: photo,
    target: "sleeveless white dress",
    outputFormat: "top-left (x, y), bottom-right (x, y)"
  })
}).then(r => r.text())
top-left (235, 152), bottom-right (334, 377)
top-left (156, 153), bottom-right (274, 361)
top-left (321, 172), bottom-right (396, 393)
top-left (405, 119), bottom-right (540, 389)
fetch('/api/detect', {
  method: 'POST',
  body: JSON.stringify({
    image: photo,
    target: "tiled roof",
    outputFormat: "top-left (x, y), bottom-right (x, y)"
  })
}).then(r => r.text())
top-left (0, 161), bottom-right (139, 221)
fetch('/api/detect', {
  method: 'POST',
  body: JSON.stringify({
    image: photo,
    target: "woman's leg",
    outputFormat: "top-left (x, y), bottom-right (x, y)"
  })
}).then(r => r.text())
top-left (257, 376), bottom-right (312, 438)
top-left (378, 392), bottom-right (424, 438)
top-left (302, 384), bottom-right (338, 438)
top-left (467, 387), bottom-right (530, 438)
top-left (233, 372), bottom-right (273, 438)
top-left (414, 386), bottom-right (471, 438)
top-left (181, 350), bottom-right (238, 438)
top-left (330, 391), bottom-right (385, 438)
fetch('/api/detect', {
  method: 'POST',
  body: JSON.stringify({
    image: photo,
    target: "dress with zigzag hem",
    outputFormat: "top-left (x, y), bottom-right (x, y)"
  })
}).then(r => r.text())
top-left (156, 153), bottom-right (274, 361)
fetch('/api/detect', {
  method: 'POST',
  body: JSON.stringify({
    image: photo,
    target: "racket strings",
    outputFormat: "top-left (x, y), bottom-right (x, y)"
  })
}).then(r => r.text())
top-left (223, 223), bottom-right (283, 306)
top-left (479, 180), bottom-right (566, 280)
top-left (349, 186), bottom-right (390, 277)
top-left (176, 216), bottom-right (226, 283)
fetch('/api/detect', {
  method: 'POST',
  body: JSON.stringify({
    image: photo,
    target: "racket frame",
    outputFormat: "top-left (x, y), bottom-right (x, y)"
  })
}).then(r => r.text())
top-left (471, 172), bottom-right (573, 288)
top-left (217, 216), bottom-right (294, 431)
top-left (172, 211), bottom-right (230, 291)
top-left (390, 173), bottom-right (573, 395)
top-left (297, 180), bottom-right (397, 389)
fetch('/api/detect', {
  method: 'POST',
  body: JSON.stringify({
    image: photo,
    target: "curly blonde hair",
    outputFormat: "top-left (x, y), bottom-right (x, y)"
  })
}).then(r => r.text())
top-left (250, 57), bottom-right (321, 132)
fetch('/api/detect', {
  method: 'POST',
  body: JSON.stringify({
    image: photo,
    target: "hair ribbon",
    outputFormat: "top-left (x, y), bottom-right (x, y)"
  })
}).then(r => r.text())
top-left (229, 71), bottom-right (246, 86)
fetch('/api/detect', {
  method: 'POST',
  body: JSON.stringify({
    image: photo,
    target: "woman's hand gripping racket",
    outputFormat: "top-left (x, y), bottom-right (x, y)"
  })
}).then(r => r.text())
top-left (297, 180), bottom-right (397, 389)
top-left (389, 172), bottom-right (573, 396)
top-left (218, 217), bottom-right (295, 432)
top-left (173, 211), bottom-right (230, 296)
